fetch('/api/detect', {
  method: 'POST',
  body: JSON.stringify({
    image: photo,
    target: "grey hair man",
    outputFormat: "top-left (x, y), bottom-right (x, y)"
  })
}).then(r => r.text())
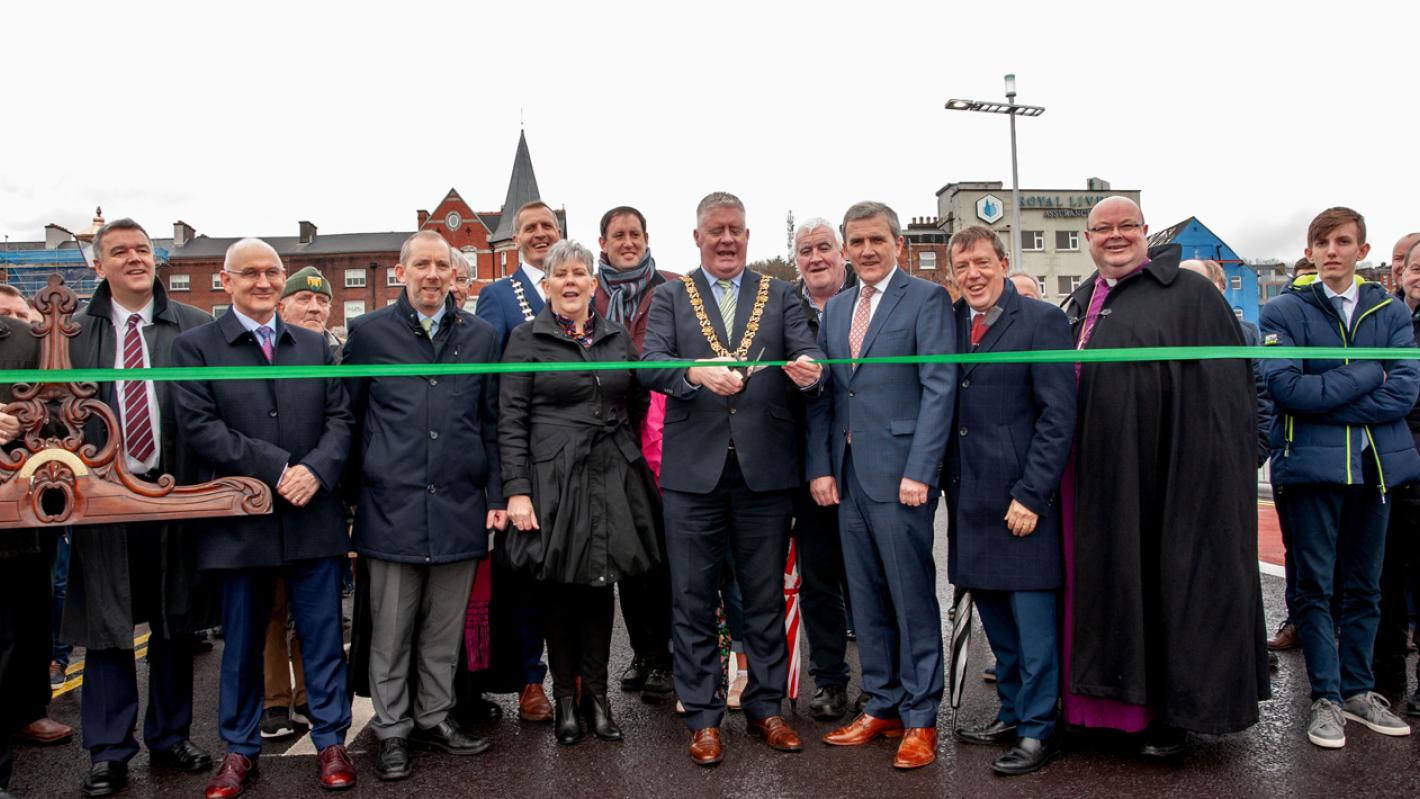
top-left (1007, 272), bottom-right (1042, 301)
top-left (449, 249), bottom-right (473, 309)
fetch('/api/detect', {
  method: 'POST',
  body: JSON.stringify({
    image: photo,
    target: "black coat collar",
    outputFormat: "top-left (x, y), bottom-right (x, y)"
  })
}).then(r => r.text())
top-left (82, 278), bottom-right (180, 325)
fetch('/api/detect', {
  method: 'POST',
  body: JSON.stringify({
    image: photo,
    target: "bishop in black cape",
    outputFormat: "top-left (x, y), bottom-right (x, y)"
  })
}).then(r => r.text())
top-left (1062, 243), bottom-right (1270, 734)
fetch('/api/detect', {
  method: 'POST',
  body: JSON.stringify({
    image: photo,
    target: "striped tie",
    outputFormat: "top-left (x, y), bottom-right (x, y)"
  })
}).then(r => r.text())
top-left (120, 313), bottom-right (155, 463)
top-left (717, 279), bottom-right (736, 334)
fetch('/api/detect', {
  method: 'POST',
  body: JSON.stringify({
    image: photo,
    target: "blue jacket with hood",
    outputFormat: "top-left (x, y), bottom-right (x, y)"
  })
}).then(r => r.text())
top-left (1259, 274), bottom-right (1420, 489)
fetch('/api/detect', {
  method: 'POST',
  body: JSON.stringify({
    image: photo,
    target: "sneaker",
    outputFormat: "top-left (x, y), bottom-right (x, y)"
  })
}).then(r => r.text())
top-left (260, 706), bottom-right (297, 740)
top-left (291, 703), bottom-right (312, 728)
top-left (1342, 692), bottom-right (1411, 736)
top-left (1307, 698), bottom-right (1345, 748)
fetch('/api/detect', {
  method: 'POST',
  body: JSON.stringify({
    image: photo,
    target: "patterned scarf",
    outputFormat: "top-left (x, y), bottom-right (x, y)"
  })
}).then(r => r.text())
top-left (553, 310), bottom-right (595, 348)
top-left (596, 250), bottom-right (658, 325)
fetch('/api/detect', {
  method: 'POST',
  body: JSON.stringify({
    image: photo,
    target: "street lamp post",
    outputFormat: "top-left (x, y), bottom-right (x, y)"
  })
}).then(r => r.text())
top-left (945, 75), bottom-right (1046, 272)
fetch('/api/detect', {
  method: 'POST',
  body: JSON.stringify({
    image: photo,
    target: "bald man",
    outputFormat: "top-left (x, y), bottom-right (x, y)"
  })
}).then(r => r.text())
top-left (1061, 197), bottom-right (1268, 755)
top-left (1006, 273), bottom-right (1041, 301)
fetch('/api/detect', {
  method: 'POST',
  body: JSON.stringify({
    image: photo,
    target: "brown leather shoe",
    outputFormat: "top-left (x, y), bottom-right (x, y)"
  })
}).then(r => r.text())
top-left (747, 715), bottom-right (802, 752)
top-left (688, 727), bottom-right (723, 766)
top-left (892, 728), bottom-right (938, 769)
top-left (204, 753), bottom-right (257, 799)
top-left (316, 744), bottom-right (356, 791)
top-left (519, 683), bottom-right (553, 722)
top-left (1267, 623), bottom-right (1300, 651)
top-left (14, 716), bottom-right (73, 745)
top-left (822, 712), bottom-right (906, 746)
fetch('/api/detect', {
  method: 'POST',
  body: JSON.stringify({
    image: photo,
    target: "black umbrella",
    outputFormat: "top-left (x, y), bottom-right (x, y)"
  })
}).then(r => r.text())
top-left (946, 587), bottom-right (974, 729)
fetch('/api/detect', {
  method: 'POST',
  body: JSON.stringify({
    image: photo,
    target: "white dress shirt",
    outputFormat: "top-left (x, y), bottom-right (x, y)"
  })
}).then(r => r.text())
top-left (1322, 280), bottom-right (1359, 327)
top-left (520, 263), bottom-right (547, 302)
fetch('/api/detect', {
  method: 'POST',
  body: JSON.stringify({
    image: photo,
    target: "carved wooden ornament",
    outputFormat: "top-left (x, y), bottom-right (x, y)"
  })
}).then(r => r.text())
top-left (0, 276), bottom-right (272, 527)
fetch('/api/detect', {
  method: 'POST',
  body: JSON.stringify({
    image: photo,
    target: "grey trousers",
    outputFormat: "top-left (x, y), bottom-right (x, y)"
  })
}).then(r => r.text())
top-left (367, 558), bottom-right (477, 739)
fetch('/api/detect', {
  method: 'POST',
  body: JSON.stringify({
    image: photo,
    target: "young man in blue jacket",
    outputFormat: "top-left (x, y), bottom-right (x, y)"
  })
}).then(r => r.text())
top-left (1260, 206), bottom-right (1420, 749)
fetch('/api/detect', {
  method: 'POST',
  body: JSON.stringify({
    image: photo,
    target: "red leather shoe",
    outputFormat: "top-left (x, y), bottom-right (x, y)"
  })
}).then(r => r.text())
top-left (204, 753), bottom-right (256, 799)
top-left (893, 728), bottom-right (938, 769)
top-left (317, 744), bottom-right (356, 791)
top-left (688, 727), bottom-right (723, 766)
top-left (822, 713), bottom-right (905, 746)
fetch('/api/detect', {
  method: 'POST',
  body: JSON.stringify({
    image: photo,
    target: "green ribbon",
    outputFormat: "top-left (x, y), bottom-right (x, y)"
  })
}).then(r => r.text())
top-left (0, 346), bottom-right (1412, 383)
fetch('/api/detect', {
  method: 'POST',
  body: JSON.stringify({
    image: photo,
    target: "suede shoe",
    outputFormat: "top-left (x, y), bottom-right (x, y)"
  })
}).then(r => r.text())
top-left (149, 739), bottom-right (213, 772)
top-left (808, 684), bottom-right (849, 721)
top-left (893, 728), bottom-right (938, 769)
top-left (688, 727), bottom-right (722, 766)
top-left (316, 744), bottom-right (355, 791)
top-left (373, 738), bottom-right (411, 781)
top-left (955, 718), bottom-right (1017, 745)
top-left (992, 736), bottom-right (1061, 775)
top-left (1342, 692), bottom-right (1411, 737)
top-left (81, 761), bottom-right (127, 798)
top-left (204, 753), bottom-right (256, 799)
top-left (746, 716), bottom-right (802, 752)
top-left (1307, 698), bottom-right (1346, 749)
top-left (410, 719), bottom-right (493, 755)
top-left (519, 683), bottom-right (553, 722)
top-left (822, 713), bottom-right (905, 746)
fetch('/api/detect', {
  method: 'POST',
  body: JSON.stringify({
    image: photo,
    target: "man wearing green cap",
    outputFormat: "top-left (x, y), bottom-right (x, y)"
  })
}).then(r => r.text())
top-left (279, 266), bottom-right (342, 355)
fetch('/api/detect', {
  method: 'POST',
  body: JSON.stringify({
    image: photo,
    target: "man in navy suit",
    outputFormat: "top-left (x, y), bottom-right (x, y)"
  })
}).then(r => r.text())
top-left (471, 200), bottom-right (559, 723)
top-left (943, 226), bottom-right (1076, 775)
top-left (809, 201), bottom-right (954, 770)
top-left (171, 238), bottom-right (356, 798)
top-left (640, 191), bottom-right (824, 766)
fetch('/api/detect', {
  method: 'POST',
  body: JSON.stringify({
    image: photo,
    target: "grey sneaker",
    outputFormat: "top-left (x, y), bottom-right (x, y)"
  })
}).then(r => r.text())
top-left (1307, 698), bottom-right (1346, 748)
top-left (1342, 692), bottom-right (1412, 736)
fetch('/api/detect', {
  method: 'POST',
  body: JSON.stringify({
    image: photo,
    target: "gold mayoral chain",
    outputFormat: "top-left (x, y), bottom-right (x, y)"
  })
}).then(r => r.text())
top-left (680, 274), bottom-right (769, 360)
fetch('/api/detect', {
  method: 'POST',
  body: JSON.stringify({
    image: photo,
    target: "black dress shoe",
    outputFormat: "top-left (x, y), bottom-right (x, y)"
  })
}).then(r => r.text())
top-left (373, 738), bottom-right (411, 781)
top-left (555, 697), bottom-right (583, 745)
top-left (808, 684), bottom-right (849, 721)
top-left (992, 736), bottom-right (1061, 775)
top-left (149, 739), bottom-right (213, 772)
top-left (1406, 692), bottom-right (1420, 718)
top-left (955, 719), bottom-right (1018, 745)
top-left (581, 694), bottom-right (623, 741)
top-left (410, 720), bottom-right (492, 756)
top-left (464, 695), bottom-right (503, 723)
top-left (82, 761), bottom-right (128, 798)
top-left (640, 666), bottom-right (674, 704)
top-left (620, 658), bottom-right (649, 691)
top-left (1138, 724), bottom-right (1187, 757)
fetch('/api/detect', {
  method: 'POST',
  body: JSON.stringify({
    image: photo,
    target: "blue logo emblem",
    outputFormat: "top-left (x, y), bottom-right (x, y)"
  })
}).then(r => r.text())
top-left (976, 194), bottom-right (1005, 224)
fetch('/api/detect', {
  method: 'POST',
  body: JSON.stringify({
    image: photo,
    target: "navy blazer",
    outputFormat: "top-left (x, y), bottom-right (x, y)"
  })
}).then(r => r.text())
top-left (171, 311), bottom-right (354, 570)
top-left (342, 291), bottom-right (504, 564)
top-left (476, 266), bottom-right (546, 351)
top-left (806, 268), bottom-right (955, 504)
top-left (640, 269), bottom-right (824, 494)
top-left (943, 282), bottom-right (1076, 591)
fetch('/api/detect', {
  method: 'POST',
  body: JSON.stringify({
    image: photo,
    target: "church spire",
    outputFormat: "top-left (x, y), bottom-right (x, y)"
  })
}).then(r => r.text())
top-left (489, 130), bottom-right (542, 245)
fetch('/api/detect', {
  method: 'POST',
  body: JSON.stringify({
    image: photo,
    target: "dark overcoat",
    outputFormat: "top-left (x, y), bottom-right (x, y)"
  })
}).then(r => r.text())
top-left (341, 290), bottom-right (504, 564)
top-left (639, 269), bottom-right (824, 494)
top-left (498, 308), bottom-right (659, 586)
top-left (0, 317), bottom-right (41, 559)
top-left (943, 281), bottom-right (1075, 591)
top-left (62, 280), bottom-right (215, 647)
top-left (1062, 244), bottom-right (1269, 734)
top-left (170, 311), bottom-right (354, 570)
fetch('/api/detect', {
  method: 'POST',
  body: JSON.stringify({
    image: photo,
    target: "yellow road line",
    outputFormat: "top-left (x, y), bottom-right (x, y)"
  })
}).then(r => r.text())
top-left (51, 631), bottom-right (155, 699)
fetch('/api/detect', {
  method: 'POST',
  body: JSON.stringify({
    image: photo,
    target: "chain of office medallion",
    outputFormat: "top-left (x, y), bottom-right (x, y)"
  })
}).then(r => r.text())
top-left (680, 274), bottom-right (769, 360)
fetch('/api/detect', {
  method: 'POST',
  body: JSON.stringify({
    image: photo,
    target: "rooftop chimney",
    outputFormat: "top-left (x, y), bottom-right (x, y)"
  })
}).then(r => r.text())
top-left (1087, 177), bottom-right (1111, 191)
top-left (173, 220), bottom-right (196, 248)
top-left (417, 210), bottom-right (430, 227)
top-left (299, 220), bottom-right (317, 245)
top-left (45, 224), bottom-right (72, 249)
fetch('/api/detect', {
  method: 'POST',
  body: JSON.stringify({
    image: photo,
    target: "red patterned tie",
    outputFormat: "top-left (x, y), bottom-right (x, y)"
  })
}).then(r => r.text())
top-left (256, 326), bottom-right (275, 362)
top-left (848, 285), bottom-right (875, 367)
top-left (121, 313), bottom-right (155, 463)
top-left (970, 314), bottom-right (988, 346)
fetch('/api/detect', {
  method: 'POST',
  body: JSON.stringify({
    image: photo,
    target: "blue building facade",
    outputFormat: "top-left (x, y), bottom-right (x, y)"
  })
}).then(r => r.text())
top-left (1149, 217), bottom-right (1259, 325)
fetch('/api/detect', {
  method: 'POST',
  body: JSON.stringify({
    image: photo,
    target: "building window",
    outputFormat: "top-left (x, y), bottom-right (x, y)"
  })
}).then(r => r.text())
top-left (344, 301), bottom-right (366, 320)
top-left (169, 274), bottom-right (190, 292)
top-left (1055, 230), bottom-right (1080, 251)
top-left (1231, 275), bottom-right (1243, 291)
top-left (212, 304), bottom-right (229, 316)
top-left (386, 298), bottom-right (398, 306)
top-left (1035, 275), bottom-right (1048, 295)
top-left (211, 273), bottom-right (223, 290)
top-left (1022, 231), bottom-right (1045, 251)
top-left (386, 267), bottom-right (400, 286)
top-left (918, 251), bottom-right (937, 271)
top-left (1056, 275), bottom-right (1082, 295)
top-left (345, 268), bottom-right (366, 289)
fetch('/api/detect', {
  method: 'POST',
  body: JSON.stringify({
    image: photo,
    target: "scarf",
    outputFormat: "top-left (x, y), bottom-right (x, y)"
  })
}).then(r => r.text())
top-left (596, 250), bottom-right (658, 325)
top-left (552, 310), bottom-right (595, 349)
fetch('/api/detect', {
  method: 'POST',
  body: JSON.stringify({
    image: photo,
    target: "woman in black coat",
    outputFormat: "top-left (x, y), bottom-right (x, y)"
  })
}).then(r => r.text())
top-left (499, 240), bottom-right (661, 745)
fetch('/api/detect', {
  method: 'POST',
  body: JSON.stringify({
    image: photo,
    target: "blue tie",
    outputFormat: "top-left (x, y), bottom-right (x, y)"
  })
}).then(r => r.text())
top-left (1330, 296), bottom-right (1347, 329)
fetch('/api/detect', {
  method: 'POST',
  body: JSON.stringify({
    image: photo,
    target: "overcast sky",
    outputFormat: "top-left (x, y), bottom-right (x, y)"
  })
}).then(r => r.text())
top-left (3, 1), bottom-right (1417, 270)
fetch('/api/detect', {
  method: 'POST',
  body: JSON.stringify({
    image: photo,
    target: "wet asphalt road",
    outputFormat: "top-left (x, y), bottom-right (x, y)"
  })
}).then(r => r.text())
top-left (11, 504), bottom-right (1420, 798)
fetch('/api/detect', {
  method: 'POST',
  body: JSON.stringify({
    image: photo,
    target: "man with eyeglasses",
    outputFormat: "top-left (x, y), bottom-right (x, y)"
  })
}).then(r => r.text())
top-left (1059, 197), bottom-right (1268, 756)
top-left (172, 238), bottom-right (357, 797)
top-left (64, 217), bottom-right (216, 798)
top-left (449, 249), bottom-right (473, 310)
